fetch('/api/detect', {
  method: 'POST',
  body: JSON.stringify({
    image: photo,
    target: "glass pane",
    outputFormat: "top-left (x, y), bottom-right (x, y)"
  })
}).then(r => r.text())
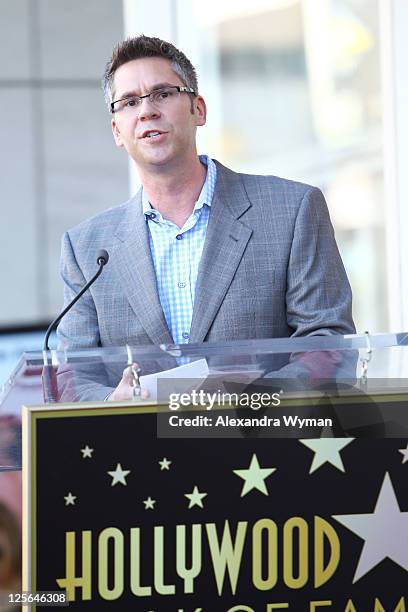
top-left (178, 0), bottom-right (384, 331)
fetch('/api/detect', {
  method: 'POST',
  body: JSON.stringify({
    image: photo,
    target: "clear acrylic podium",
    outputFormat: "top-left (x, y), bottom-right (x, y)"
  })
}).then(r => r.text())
top-left (1, 331), bottom-right (408, 471)
top-left (1, 332), bottom-right (408, 609)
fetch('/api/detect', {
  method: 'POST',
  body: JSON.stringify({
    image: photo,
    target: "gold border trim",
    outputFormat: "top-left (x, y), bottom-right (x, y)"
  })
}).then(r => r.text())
top-left (22, 391), bottom-right (408, 605)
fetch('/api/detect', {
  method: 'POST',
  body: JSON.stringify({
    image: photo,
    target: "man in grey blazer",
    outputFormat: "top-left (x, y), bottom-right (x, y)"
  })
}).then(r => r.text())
top-left (57, 35), bottom-right (355, 401)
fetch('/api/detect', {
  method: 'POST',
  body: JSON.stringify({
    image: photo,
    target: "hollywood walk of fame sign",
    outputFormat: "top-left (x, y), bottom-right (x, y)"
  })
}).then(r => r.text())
top-left (22, 402), bottom-right (408, 611)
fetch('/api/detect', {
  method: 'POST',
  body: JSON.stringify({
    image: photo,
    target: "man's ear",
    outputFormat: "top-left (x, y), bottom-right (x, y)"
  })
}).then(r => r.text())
top-left (194, 95), bottom-right (207, 127)
top-left (111, 118), bottom-right (124, 147)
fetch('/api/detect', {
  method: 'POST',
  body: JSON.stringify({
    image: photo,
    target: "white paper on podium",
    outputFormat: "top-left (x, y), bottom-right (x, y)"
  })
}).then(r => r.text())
top-left (139, 358), bottom-right (210, 401)
top-left (140, 359), bottom-right (265, 402)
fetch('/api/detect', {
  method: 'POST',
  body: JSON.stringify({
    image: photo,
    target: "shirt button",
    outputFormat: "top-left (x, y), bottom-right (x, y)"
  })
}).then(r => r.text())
top-left (182, 332), bottom-right (190, 340)
top-left (176, 234), bottom-right (183, 240)
top-left (149, 212), bottom-right (156, 219)
top-left (178, 282), bottom-right (186, 288)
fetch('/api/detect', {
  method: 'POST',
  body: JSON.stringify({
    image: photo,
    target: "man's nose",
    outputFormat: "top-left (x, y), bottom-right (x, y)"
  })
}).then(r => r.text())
top-left (138, 96), bottom-right (160, 120)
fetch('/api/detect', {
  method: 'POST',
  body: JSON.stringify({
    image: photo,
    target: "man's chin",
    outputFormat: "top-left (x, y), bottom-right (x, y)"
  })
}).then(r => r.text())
top-left (137, 151), bottom-right (182, 171)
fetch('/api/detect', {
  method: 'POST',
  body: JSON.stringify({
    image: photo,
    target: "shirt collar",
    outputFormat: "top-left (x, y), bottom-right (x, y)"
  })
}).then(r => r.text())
top-left (142, 155), bottom-right (216, 219)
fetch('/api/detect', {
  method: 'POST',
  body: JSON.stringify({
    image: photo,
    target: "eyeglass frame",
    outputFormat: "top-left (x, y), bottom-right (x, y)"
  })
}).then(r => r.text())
top-left (110, 85), bottom-right (197, 114)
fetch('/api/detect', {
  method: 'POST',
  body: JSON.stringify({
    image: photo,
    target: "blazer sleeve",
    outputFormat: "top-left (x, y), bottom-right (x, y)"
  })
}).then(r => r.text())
top-left (57, 231), bottom-right (101, 350)
top-left (56, 231), bottom-right (114, 402)
top-left (285, 186), bottom-right (355, 337)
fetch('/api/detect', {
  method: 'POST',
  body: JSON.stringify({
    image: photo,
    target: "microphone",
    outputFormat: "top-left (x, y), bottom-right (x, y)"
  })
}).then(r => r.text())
top-left (42, 249), bottom-right (109, 403)
top-left (43, 249), bottom-right (109, 352)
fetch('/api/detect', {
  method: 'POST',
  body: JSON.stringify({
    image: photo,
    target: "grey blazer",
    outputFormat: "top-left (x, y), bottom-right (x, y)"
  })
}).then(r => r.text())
top-left (57, 160), bottom-right (355, 352)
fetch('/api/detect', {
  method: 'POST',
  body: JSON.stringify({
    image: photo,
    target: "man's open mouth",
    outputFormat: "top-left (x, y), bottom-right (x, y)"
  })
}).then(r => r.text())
top-left (141, 130), bottom-right (166, 139)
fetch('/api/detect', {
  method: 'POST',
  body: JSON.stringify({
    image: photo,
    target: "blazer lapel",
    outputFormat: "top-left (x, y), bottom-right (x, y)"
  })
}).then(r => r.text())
top-left (112, 191), bottom-right (173, 345)
top-left (189, 162), bottom-right (253, 343)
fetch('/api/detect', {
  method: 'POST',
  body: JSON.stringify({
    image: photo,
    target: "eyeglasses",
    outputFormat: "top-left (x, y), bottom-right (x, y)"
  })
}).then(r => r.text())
top-left (110, 85), bottom-right (196, 114)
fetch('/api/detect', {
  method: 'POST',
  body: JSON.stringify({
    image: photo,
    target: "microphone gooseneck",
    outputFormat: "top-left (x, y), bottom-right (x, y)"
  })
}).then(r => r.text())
top-left (43, 250), bottom-right (109, 352)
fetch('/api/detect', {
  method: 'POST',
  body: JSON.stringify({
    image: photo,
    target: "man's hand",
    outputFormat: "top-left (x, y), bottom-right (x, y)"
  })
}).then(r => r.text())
top-left (108, 364), bottom-right (149, 401)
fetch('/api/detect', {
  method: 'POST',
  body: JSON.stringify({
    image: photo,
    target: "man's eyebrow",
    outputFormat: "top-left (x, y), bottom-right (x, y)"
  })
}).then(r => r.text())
top-left (150, 82), bottom-right (175, 91)
top-left (116, 83), bottom-right (176, 100)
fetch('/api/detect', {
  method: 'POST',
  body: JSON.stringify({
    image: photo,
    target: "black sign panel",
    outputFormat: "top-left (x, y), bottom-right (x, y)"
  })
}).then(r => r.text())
top-left (25, 404), bottom-right (408, 611)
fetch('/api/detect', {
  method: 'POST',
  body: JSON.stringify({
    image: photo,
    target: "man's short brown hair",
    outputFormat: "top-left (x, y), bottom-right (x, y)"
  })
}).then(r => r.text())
top-left (102, 35), bottom-right (198, 105)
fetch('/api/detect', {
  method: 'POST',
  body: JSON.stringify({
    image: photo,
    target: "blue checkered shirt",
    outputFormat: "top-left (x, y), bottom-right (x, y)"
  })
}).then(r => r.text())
top-left (142, 155), bottom-right (217, 345)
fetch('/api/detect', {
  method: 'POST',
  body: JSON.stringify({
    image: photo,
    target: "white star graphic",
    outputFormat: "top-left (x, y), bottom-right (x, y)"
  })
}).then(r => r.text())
top-left (80, 445), bottom-right (94, 458)
top-left (64, 492), bottom-right (76, 506)
top-left (300, 438), bottom-right (354, 473)
top-left (233, 453), bottom-right (276, 497)
top-left (398, 443), bottom-right (408, 464)
top-left (143, 496), bottom-right (156, 510)
top-left (333, 472), bottom-right (408, 582)
top-left (159, 457), bottom-right (172, 470)
top-left (185, 486), bottom-right (207, 509)
top-left (107, 463), bottom-right (131, 486)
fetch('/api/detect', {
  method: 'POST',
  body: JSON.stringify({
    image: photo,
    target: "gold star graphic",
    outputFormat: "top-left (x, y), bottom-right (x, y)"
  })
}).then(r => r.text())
top-left (80, 445), bottom-right (94, 458)
top-left (333, 473), bottom-right (408, 582)
top-left (64, 492), bottom-right (76, 506)
top-left (185, 485), bottom-right (207, 509)
top-left (107, 463), bottom-right (131, 486)
top-left (159, 457), bottom-right (172, 470)
top-left (143, 496), bottom-right (156, 510)
top-left (300, 438), bottom-right (354, 473)
top-left (233, 453), bottom-right (276, 497)
top-left (399, 443), bottom-right (408, 464)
